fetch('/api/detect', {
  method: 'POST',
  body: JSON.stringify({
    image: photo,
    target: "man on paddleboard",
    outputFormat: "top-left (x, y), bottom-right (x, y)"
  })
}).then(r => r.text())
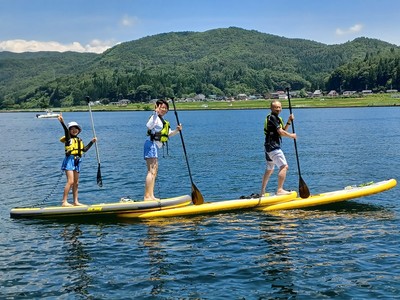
top-left (261, 100), bottom-right (296, 196)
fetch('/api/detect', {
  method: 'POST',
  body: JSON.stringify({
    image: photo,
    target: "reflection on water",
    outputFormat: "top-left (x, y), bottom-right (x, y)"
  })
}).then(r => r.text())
top-left (61, 225), bottom-right (92, 297)
top-left (266, 201), bottom-right (394, 220)
top-left (259, 216), bottom-right (297, 298)
top-left (142, 226), bottom-right (168, 296)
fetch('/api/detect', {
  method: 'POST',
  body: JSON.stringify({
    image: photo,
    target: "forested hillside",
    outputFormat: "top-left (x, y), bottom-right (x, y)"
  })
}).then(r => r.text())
top-left (1, 27), bottom-right (399, 109)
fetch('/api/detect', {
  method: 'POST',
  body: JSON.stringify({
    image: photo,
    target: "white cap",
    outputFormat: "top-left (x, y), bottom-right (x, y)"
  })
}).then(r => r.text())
top-left (67, 121), bottom-right (82, 133)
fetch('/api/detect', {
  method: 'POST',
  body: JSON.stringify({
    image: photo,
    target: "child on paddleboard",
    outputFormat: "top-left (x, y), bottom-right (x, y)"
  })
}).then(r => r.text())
top-left (58, 114), bottom-right (97, 206)
top-left (144, 99), bottom-right (182, 201)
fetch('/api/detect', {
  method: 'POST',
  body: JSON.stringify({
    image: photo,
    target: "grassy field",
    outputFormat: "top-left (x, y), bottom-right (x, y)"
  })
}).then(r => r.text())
top-left (69, 94), bottom-right (400, 112)
top-left (3, 94), bottom-right (400, 112)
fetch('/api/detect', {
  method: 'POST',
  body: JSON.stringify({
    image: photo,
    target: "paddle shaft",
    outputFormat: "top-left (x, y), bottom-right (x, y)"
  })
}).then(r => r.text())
top-left (171, 100), bottom-right (194, 185)
top-left (286, 91), bottom-right (302, 177)
top-left (286, 88), bottom-right (310, 198)
top-left (171, 98), bottom-right (204, 205)
top-left (88, 101), bottom-right (101, 163)
top-left (86, 97), bottom-right (103, 187)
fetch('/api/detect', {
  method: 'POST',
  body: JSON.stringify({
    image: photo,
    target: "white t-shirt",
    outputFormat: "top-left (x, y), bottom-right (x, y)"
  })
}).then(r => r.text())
top-left (146, 112), bottom-right (172, 148)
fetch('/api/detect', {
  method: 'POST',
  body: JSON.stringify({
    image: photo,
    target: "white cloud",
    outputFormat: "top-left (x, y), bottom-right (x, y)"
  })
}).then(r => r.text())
top-left (0, 39), bottom-right (116, 54)
top-left (335, 23), bottom-right (363, 36)
top-left (120, 15), bottom-right (139, 27)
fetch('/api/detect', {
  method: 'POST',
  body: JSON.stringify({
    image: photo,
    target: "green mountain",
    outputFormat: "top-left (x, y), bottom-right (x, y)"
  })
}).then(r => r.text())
top-left (1, 27), bottom-right (399, 109)
top-left (0, 51), bottom-right (97, 107)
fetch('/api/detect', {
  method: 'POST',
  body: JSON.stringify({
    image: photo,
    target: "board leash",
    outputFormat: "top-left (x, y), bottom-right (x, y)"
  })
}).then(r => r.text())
top-left (33, 171), bottom-right (64, 207)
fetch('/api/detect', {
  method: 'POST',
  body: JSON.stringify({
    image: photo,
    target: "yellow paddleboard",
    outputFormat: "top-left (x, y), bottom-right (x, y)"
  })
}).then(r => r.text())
top-left (257, 179), bottom-right (397, 212)
top-left (117, 191), bottom-right (297, 218)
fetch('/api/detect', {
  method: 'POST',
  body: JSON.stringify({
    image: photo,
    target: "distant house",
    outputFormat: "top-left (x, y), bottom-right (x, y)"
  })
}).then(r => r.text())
top-left (362, 90), bottom-right (373, 95)
top-left (269, 90), bottom-right (285, 99)
top-left (194, 94), bottom-right (206, 101)
top-left (313, 90), bottom-right (322, 97)
top-left (278, 93), bottom-right (287, 100)
top-left (343, 91), bottom-right (356, 96)
top-left (119, 99), bottom-right (131, 105)
top-left (237, 93), bottom-right (248, 100)
top-left (328, 90), bottom-right (338, 97)
top-left (269, 92), bottom-right (279, 99)
top-left (110, 99), bottom-right (131, 106)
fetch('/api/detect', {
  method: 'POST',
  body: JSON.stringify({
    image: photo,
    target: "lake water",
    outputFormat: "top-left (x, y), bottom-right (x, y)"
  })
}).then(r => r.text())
top-left (1, 107), bottom-right (399, 299)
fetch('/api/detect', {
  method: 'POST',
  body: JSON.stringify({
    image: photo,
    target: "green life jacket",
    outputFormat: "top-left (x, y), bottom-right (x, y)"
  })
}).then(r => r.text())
top-left (264, 114), bottom-right (284, 135)
top-left (148, 117), bottom-right (170, 143)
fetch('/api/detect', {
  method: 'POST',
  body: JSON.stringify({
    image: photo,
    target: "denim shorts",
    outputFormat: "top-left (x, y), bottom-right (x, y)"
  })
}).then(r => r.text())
top-left (144, 139), bottom-right (158, 159)
top-left (61, 155), bottom-right (82, 172)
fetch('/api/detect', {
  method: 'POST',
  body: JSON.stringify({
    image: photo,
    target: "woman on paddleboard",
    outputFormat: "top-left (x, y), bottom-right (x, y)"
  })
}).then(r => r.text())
top-left (144, 99), bottom-right (182, 201)
top-left (261, 100), bottom-right (296, 196)
top-left (58, 114), bottom-right (97, 207)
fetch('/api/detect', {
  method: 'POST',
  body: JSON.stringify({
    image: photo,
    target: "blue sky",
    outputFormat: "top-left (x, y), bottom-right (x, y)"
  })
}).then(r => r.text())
top-left (1, 0), bottom-right (399, 53)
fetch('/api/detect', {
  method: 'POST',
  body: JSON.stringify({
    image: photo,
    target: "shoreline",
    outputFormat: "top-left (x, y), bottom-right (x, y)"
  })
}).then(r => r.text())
top-left (1, 104), bottom-right (399, 113)
top-left (1, 95), bottom-right (399, 113)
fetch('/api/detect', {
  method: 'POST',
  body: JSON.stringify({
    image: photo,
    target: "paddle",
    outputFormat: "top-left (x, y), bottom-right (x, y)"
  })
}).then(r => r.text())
top-left (286, 88), bottom-right (310, 198)
top-left (171, 98), bottom-right (204, 205)
top-left (86, 96), bottom-right (103, 187)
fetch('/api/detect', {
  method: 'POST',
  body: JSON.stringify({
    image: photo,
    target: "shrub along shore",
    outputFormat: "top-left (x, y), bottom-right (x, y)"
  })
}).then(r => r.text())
top-left (2, 94), bottom-right (399, 113)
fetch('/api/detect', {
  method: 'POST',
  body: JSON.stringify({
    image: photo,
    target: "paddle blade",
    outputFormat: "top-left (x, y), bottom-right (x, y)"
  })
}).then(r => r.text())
top-left (299, 176), bottom-right (310, 198)
top-left (191, 183), bottom-right (204, 205)
top-left (97, 164), bottom-right (103, 187)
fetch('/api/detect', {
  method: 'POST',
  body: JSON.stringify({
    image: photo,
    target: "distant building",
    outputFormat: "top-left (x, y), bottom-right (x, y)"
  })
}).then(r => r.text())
top-left (110, 99), bottom-right (131, 106)
top-left (328, 90), bottom-right (338, 97)
top-left (269, 90), bottom-right (285, 99)
top-left (343, 91), bottom-right (357, 96)
top-left (361, 90), bottom-right (373, 95)
top-left (237, 93), bottom-right (248, 100)
top-left (278, 93), bottom-right (287, 100)
top-left (313, 90), bottom-right (322, 97)
top-left (194, 94), bottom-right (206, 101)
top-left (119, 99), bottom-right (131, 105)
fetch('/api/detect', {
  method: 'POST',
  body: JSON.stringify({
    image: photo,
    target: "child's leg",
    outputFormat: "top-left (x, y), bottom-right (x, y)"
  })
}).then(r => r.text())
top-left (72, 171), bottom-right (83, 206)
top-left (62, 170), bottom-right (74, 206)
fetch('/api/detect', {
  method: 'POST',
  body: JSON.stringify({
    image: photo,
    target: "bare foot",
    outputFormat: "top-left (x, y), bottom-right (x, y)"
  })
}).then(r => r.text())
top-left (62, 202), bottom-right (73, 207)
top-left (276, 189), bottom-right (292, 195)
top-left (144, 197), bottom-right (160, 201)
top-left (73, 201), bottom-right (84, 206)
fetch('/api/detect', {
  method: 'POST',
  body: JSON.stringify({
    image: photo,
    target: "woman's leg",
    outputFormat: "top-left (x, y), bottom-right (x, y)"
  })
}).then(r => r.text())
top-left (144, 158), bottom-right (158, 200)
